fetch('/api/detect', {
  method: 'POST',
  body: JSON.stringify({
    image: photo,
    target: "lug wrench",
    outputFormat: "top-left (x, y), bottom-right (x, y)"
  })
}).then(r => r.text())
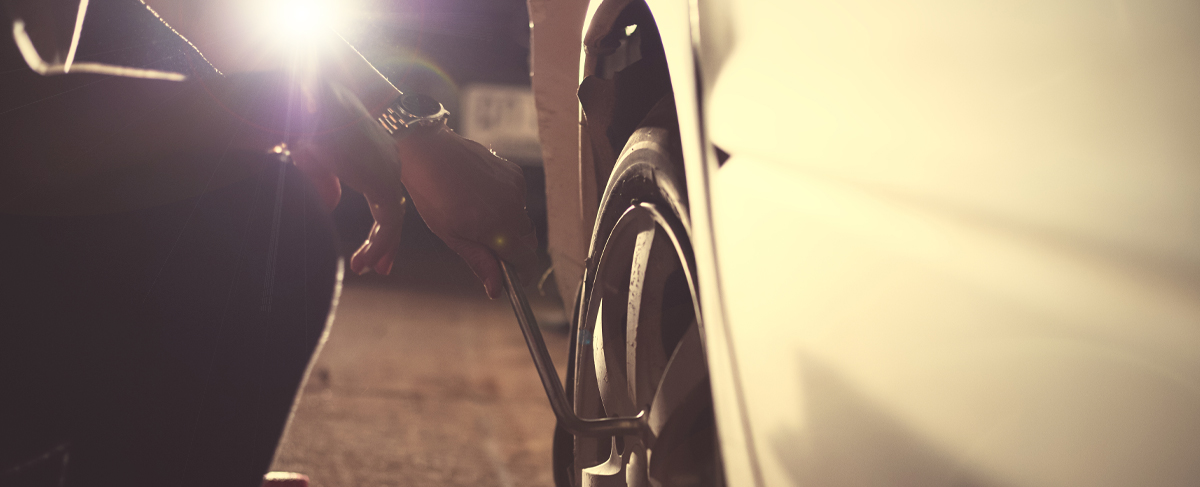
top-left (498, 261), bottom-right (646, 438)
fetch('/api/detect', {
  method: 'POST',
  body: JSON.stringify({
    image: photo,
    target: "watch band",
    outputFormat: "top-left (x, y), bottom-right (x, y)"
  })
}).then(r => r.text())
top-left (377, 93), bottom-right (450, 136)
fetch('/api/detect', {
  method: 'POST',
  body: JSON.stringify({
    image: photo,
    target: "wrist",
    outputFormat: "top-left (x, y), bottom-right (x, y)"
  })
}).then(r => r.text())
top-left (377, 93), bottom-right (451, 139)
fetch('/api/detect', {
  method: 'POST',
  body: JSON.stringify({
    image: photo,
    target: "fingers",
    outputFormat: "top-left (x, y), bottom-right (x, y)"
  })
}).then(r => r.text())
top-left (348, 224), bottom-right (376, 275)
top-left (288, 80), bottom-right (406, 276)
top-left (376, 246), bottom-right (398, 276)
top-left (443, 236), bottom-right (504, 299)
top-left (349, 200), bottom-right (406, 276)
top-left (350, 222), bottom-right (402, 275)
top-left (349, 223), bottom-right (394, 275)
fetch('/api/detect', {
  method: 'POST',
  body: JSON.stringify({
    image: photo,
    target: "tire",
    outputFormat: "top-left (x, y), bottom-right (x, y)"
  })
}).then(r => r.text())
top-left (553, 288), bottom-right (583, 487)
top-left (555, 100), bottom-right (723, 487)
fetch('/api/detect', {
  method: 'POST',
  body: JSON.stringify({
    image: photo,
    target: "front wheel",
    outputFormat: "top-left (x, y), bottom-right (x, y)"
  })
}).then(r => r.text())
top-left (557, 116), bottom-right (724, 487)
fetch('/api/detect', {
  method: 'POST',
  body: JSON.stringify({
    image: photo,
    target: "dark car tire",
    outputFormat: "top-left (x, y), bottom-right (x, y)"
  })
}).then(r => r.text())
top-left (555, 99), bottom-right (723, 487)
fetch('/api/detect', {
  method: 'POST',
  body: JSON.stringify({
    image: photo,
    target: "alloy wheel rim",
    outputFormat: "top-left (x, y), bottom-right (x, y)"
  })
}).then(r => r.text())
top-left (575, 202), bottom-right (715, 486)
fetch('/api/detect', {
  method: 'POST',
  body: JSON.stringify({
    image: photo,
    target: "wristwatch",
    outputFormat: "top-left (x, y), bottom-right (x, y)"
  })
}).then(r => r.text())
top-left (377, 93), bottom-right (450, 137)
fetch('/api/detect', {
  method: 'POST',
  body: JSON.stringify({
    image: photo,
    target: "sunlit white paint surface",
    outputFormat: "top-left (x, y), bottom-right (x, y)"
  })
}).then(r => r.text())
top-left (705, 1), bottom-right (1200, 485)
top-left (709, 0), bottom-right (1200, 271)
top-left (712, 155), bottom-right (1200, 486)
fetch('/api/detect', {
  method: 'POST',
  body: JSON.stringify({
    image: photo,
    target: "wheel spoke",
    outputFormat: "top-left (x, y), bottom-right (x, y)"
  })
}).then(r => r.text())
top-left (625, 223), bottom-right (657, 410)
top-left (593, 301), bottom-right (635, 416)
top-left (627, 222), bottom-right (684, 412)
top-left (647, 322), bottom-right (708, 442)
top-left (582, 437), bottom-right (629, 486)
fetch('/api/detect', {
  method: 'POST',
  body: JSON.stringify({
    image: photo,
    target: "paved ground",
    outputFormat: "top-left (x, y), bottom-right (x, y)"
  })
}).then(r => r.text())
top-left (270, 240), bottom-right (570, 487)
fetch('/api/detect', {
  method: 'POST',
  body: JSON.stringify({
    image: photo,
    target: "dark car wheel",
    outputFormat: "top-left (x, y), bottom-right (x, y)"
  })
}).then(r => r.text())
top-left (555, 112), bottom-right (723, 487)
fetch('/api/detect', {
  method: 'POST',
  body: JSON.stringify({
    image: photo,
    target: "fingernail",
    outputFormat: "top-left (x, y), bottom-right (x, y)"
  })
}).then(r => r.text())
top-left (357, 265), bottom-right (372, 276)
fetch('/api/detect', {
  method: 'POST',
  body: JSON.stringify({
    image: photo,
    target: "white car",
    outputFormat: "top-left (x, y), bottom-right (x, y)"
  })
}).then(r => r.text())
top-left (521, 0), bottom-right (1200, 486)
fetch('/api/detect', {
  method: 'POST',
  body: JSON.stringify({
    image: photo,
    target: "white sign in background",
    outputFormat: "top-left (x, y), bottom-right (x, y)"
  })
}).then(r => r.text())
top-left (460, 84), bottom-right (542, 164)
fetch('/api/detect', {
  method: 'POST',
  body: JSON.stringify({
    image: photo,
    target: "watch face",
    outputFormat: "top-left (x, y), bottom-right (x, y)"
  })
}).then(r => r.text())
top-left (399, 93), bottom-right (443, 118)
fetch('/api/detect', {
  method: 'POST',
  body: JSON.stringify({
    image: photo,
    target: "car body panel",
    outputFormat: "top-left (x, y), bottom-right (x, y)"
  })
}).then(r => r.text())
top-left (707, 1), bottom-right (1200, 486)
top-left (712, 154), bottom-right (1200, 486)
top-left (706, 0), bottom-right (1200, 269)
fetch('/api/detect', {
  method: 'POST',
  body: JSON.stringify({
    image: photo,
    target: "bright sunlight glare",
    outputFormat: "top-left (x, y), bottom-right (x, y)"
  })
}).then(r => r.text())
top-left (258, 0), bottom-right (340, 45)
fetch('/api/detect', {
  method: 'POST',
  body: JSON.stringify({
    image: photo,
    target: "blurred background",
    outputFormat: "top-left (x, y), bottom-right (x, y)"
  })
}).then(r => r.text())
top-left (269, 1), bottom-right (569, 485)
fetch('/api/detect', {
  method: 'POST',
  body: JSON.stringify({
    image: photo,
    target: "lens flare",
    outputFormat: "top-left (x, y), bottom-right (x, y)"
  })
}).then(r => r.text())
top-left (258, 0), bottom-right (340, 45)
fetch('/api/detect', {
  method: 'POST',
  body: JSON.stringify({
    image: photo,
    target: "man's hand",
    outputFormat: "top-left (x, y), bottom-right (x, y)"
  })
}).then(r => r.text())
top-left (286, 85), bottom-right (538, 297)
top-left (285, 82), bottom-right (408, 277)
top-left (394, 126), bottom-right (539, 298)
